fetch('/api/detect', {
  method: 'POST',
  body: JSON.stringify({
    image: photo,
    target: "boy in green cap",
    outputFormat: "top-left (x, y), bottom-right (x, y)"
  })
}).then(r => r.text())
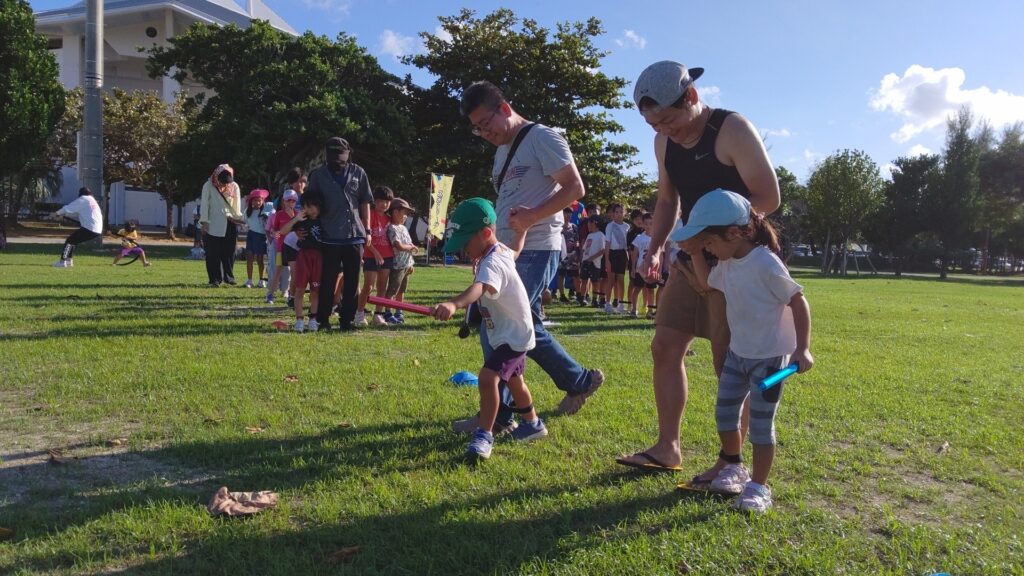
top-left (432, 198), bottom-right (547, 460)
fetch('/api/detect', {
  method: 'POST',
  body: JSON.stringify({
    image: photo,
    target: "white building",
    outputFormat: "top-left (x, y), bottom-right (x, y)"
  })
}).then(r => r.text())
top-left (34, 0), bottom-right (296, 228)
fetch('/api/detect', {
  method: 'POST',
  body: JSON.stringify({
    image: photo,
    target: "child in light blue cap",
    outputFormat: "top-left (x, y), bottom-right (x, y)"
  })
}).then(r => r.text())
top-left (672, 189), bottom-right (814, 513)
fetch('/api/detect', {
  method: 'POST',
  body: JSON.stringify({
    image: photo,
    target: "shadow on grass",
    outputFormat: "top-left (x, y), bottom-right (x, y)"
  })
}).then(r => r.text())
top-left (2, 421), bottom-right (721, 574)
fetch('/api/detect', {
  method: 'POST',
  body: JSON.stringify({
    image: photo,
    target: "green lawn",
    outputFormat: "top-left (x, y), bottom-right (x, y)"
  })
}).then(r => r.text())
top-left (1, 242), bottom-right (1022, 575)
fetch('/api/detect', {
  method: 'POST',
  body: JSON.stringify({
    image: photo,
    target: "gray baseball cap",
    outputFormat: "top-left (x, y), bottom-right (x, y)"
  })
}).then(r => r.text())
top-left (633, 60), bottom-right (704, 114)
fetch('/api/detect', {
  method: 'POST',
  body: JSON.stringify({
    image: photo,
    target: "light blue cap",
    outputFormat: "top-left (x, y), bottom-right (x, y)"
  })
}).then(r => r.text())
top-left (669, 189), bottom-right (751, 242)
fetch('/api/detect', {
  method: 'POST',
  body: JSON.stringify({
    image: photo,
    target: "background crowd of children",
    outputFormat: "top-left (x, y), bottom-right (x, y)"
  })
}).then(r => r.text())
top-left (553, 202), bottom-right (679, 321)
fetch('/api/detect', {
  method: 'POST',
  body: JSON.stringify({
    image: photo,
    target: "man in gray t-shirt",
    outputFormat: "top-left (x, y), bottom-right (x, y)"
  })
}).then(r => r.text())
top-left (491, 124), bottom-right (573, 252)
top-left (452, 81), bottom-right (604, 434)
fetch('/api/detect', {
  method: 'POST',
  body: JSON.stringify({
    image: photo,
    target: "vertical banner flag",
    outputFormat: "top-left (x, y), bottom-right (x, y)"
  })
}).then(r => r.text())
top-left (428, 173), bottom-right (454, 239)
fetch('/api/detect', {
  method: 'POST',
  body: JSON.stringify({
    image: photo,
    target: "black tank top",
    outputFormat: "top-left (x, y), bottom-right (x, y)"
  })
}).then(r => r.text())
top-left (665, 108), bottom-right (750, 220)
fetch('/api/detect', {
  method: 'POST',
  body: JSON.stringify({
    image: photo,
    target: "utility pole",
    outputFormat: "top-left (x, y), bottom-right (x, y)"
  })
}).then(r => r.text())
top-left (82, 0), bottom-right (104, 234)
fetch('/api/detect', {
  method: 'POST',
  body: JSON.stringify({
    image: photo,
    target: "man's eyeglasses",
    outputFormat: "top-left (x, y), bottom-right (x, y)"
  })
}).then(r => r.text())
top-left (471, 109), bottom-right (500, 136)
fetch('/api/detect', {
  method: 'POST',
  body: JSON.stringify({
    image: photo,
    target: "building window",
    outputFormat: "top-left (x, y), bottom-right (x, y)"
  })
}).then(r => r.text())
top-left (48, 38), bottom-right (63, 50)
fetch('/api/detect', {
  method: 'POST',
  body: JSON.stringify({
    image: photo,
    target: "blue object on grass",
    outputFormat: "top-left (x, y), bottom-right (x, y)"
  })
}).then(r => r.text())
top-left (758, 363), bottom-right (799, 391)
top-left (449, 371), bottom-right (478, 386)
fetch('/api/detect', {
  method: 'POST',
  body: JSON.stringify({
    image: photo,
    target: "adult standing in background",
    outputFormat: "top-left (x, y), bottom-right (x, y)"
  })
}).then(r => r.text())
top-left (199, 164), bottom-right (244, 287)
top-left (616, 61), bottom-right (780, 477)
top-left (454, 81), bottom-right (604, 435)
top-left (51, 187), bottom-right (104, 268)
top-left (308, 137), bottom-right (374, 332)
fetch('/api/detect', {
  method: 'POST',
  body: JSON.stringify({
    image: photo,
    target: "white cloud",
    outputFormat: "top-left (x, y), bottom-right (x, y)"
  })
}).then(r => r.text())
top-left (804, 149), bottom-right (824, 165)
top-left (378, 29), bottom-right (418, 60)
top-left (301, 0), bottom-right (351, 17)
top-left (766, 128), bottom-right (793, 138)
top-left (907, 144), bottom-right (932, 157)
top-left (882, 162), bottom-right (898, 179)
top-left (434, 25), bottom-right (453, 44)
top-left (870, 65), bottom-right (1024, 143)
top-left (694, 85), bottom-right (721, 107)
top-left (615, 30), bottom-right (647, 49)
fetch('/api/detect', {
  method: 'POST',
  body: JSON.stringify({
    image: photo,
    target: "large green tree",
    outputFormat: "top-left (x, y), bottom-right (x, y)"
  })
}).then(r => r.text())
top-left (976, 122), bottom-right (1024, 272)
top-left (147, 20), bottom-right (417, 199)
top-left (805, 149), bottom-right (885, 274)
top-left (863, 154), bottom-right (940, 277)
top-left (928, 107), bottom-right (980, 279)
top-left (0, 0), bottom-right (66, 233)
top-left (773, 165), bottom-right (808, 255)
top-left (406, 8), bottom-right (647, 208)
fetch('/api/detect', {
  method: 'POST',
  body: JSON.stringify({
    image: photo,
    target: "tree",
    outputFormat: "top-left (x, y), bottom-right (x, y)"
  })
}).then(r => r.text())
top-left (103, 89), bottom-right (191, 236)
top-left (976, 122), bottom-right (1024, 273)
top-left (773, 165), bottom-right (808, 257)
top-left (0, 0), bottom-right (66, 234)
top-left (928, 107), bottom-right (980, 279)
top-left (405, 8), bottom-right (643, 207)
top-left (805, 149), bottom-right (885, 274)
top-left (147, 21), bottom-right (418, 199)
top-left (863, 154), bottom-right (940, 276)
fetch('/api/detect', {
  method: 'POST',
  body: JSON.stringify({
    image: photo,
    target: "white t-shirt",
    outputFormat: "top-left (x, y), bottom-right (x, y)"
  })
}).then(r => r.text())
top-left (606, 221), bottom-right (630, 250)
top-left (707, 246), bottom-right (803, 359)
top-left (283, 231), bottom-right (300, 250)
top-left (581, 230), bottom-right (606, 263)
top-left (632, 233), bottom-right (652, 275)
top-left (57, 195), bottom-right (103, 234)
top-left (475, 243), bottom-right (536, 353)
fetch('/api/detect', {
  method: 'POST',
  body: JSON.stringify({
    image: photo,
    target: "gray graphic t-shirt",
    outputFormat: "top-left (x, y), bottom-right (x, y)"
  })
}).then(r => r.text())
top-left (491, 124), bottom-right (574, 251)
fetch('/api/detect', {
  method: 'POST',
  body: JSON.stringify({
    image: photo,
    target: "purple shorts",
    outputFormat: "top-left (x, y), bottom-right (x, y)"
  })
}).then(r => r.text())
top-left (483, 344), bottom-right (527, 383)
top-left (119, 246), bottom-right (143, 257)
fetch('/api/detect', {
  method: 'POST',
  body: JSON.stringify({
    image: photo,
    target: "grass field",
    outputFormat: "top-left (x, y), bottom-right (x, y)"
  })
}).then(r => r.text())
top-left (1, 242), bottom-right (1022, 575)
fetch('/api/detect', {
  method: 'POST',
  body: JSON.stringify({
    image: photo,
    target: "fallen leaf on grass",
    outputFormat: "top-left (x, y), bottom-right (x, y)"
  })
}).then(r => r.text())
top-left (367, 384), bottom-right (379, 391)
top-left (678, 559), bottom-right (692, 574)
top-left (245, 426), bottom-right (265, 434)
top-left (283, 375), bottom-right (299, 383)
top-left (327, 546), bottom-right (361, 564)
top-left (203, 416), bottom-right (224, 425)
top-left (337, 422), bottom-right (352, 428)
top-left (0, 527), bottom-right (14, 541)
top-left (413, 359), bottom-right (420, 367)
top-left (32, 405), bottom-right (47, 412)
top-left (106, 437), bottom-right (128, 447)
top-left (47, 449), bottom-right (72, 464)
top-left (271, 320), bottom-right (289, 330)
top-left (937, 441), bottom-right (950, 454)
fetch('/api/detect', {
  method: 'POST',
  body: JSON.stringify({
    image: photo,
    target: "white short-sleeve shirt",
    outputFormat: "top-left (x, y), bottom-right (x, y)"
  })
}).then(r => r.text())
top-left (475, 243), bottom-right (536, 353)
top-left (708, 246), bottom-right (803, 359)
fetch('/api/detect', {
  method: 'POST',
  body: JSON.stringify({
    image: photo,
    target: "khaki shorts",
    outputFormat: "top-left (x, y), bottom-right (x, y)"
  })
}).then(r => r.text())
top-left (655, 258), bottom-right (730, 348)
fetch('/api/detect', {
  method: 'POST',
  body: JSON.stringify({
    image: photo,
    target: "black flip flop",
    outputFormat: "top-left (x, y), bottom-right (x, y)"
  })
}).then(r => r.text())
top-left (615, 451), bottom-right (683, 473)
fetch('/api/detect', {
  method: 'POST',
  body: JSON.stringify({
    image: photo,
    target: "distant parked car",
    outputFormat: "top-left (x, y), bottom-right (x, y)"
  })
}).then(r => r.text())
top-left (792, 244), bottom-right (812, 257)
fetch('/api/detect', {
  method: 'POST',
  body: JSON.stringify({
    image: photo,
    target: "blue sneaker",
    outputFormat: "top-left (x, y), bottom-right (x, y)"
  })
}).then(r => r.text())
top-left (394, 310), bottom-right (405, 324)
top-left (383, 311), bottom-right (399, 325)
top-left (510, 418), bottom-right (548, 442)
top-left (466, 429), bottom-right (494, 459)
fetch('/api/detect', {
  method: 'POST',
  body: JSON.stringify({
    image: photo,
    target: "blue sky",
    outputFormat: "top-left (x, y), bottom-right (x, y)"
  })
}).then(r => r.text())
top-left (31, 0), bottom-right (1024, 183)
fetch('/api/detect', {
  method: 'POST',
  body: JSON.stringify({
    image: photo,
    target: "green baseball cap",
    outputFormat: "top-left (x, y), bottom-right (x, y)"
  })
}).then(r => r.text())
top-left (444, 197), bottom-right (496, 254)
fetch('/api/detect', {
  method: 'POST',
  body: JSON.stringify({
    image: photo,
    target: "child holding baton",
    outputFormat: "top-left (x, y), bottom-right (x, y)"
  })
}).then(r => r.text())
top-left (674, 189), bottom-right (813, 513)
top-left (431, 198), bottom-right (546, 460)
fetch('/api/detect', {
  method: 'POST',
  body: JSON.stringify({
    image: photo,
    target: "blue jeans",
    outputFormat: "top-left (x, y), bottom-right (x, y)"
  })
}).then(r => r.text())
top-left (480, 249), bottom-right (593, 424)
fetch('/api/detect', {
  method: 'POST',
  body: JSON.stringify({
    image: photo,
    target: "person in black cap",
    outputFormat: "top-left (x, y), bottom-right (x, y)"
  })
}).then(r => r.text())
top-left (305, 136), bottom-right (374, 331)
top-left (615, 61), bottom-right (780, 480)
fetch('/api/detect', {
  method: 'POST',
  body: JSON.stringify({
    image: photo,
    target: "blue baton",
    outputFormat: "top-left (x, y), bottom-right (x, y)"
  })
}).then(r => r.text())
top-left (759, 363), bottom-right (799, 391)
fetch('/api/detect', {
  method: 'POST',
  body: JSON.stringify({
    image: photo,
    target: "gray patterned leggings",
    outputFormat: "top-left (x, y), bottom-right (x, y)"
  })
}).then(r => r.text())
top-left (716, 350), bottom-right (789, 445)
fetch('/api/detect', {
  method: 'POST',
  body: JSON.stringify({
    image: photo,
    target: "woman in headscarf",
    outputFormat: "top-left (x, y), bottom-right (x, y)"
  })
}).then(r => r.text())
top-left (199, 164), bottom-right (245, 286)
top-left (51, 187), bottom-right (104, 268)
